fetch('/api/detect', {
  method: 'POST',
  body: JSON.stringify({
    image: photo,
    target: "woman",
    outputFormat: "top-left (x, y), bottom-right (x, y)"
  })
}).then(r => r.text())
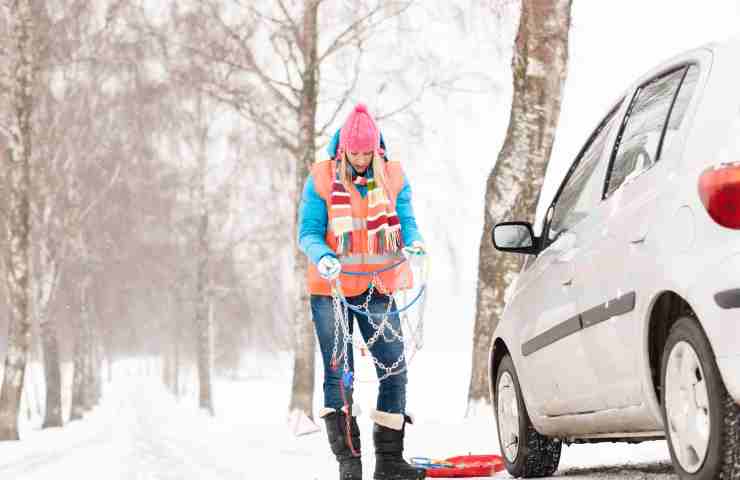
top-left (299, 103), bottom-right (426, 480)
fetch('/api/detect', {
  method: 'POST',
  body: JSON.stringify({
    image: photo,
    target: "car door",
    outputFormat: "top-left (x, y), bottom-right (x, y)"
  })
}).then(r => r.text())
top-left (518, 101), bottom-right (625, 417)
top-left (573, 61), bottom-right (706, 412)
top-left (515, 225), bottom-right (583, 417)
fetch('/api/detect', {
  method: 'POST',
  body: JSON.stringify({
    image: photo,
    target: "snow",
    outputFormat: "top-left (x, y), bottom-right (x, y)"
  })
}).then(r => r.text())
top-left (0, 362), bottom-right (676, 479)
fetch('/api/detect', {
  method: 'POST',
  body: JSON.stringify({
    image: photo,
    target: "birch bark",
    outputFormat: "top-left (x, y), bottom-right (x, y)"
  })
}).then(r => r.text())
top-left (195, 98), bottom-right (214, 416)
top-left (287, 0), bottom-right (319, 425)
top-left (467, 0), bottom-right (572, 412)
top-left (0, 0), bottom-right (35, 441)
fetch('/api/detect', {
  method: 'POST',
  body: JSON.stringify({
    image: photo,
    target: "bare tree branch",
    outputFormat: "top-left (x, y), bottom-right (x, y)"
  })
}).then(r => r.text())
top-left (318, 1), bottom-right (415, 65)
top-left (76, 162), bottom-right (122, 225)
top-left (318, 45), bottom-right (365, 137)
top-left (376, 78), bottom-right (435, 121)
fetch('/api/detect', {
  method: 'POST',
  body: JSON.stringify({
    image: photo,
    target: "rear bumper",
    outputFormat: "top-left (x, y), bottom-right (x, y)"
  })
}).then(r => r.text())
top-left (716, 355), bottom-right (740, 404)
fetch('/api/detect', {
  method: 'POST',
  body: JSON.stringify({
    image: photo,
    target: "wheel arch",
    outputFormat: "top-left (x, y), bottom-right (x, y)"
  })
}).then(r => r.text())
top-left (488, 337), bottom-right (511, 406)
top-left (646, 290), bottom-right (698, 406)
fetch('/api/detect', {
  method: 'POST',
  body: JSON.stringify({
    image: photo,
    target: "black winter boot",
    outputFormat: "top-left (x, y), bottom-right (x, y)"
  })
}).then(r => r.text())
top-left (372, 414), bottom-right (426, 480)
top-left (323, 410), bottom-right (363, 480)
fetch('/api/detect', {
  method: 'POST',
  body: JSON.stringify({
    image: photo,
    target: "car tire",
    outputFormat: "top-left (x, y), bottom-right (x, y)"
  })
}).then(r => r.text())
top-left (494, 354), bottom-right (561, 478)
top-left (661, 316), bottom-right (740, 480)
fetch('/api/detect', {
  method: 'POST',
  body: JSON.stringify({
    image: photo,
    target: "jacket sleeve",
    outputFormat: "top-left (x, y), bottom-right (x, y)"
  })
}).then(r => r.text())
top-left (396, 176), bottom-right (424, 246)
top-left (298, 175), bottom-right (336, 265)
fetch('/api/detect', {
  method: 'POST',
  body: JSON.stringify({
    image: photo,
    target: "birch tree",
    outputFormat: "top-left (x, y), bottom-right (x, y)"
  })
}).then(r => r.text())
top-left (70, 249), bottom-right (91, 421)
top-left (32, 0), bottom-right (99, 429)
top-left (192, 94), bottom-right (216, 416)
top-left (20, 0), bottom-right (127, 429)
top-left (0, 0), bottom-right (35, 441)
top-left (467, 0), bottom-right (572, 412)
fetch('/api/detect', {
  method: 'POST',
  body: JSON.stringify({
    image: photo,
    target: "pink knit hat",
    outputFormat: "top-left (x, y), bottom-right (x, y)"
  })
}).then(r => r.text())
top-left (339, 103), bottom-right (383, 156)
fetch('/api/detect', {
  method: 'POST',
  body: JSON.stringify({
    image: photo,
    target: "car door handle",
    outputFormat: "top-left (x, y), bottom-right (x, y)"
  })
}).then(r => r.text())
top-left (562, 278), bottom-right (573, 287)
top-left (631, 223), bottom-right (649, 244)
top-left (630, 231), bottom-right (648, 244)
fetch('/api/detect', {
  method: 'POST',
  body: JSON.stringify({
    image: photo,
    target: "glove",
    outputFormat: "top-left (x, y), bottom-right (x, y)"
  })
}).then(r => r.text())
top-left (403, 240), bottom-right (426, 258)
top-left (317, 255), bottom-right (341, 280)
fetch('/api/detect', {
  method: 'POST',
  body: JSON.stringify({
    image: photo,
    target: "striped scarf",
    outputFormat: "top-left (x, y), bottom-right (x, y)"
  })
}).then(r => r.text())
top-left (330, 167), bottom-right (402, 256)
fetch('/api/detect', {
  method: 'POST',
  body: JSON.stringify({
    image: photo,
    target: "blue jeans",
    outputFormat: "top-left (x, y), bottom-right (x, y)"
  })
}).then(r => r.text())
top-left (311, 289), bottom-right (407, 414)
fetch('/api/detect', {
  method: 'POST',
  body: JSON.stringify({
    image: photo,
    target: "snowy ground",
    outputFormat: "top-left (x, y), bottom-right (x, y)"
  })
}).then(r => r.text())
top-left (0, 362), bottom-right (677, 480)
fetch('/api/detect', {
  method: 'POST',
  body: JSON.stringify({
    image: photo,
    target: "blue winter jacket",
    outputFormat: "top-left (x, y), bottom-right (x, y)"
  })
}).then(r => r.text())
top-left (298, 130), bottom-right (424, 265)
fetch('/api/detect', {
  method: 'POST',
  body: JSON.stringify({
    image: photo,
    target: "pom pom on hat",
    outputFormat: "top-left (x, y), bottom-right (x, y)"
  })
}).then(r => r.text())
top-left (339, 103), bottom-right (381, 156)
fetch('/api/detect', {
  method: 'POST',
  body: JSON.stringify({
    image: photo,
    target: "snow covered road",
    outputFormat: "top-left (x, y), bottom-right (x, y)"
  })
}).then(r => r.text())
top-left (0, 375), bottom-right (679, 479)
top-left (0, 377), bottom-right (258, 480)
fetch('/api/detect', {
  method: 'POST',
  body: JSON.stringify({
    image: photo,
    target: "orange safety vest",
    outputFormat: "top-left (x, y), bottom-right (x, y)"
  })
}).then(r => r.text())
top-left (307, 159), bottom-right (413, 297)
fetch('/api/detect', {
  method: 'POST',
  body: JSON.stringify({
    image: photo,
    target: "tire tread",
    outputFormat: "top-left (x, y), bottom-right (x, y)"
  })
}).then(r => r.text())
top-left (522, 423), bottom-right (561, 477)
top-left (719, 390), bottom-right (740, 480)
top-left (495, 354), bottom-right (561, 478)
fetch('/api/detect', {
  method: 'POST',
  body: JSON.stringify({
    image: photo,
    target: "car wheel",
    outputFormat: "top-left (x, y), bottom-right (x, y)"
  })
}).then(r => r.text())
top-left (661, 316), bottom-right (740, 480)
top-left (495, 354), bottom-right (561, 478)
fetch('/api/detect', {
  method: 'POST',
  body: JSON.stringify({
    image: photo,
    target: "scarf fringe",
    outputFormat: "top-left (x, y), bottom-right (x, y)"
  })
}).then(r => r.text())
top-left (337, 231), bottom-right (353, 256)
top-left (370, 227), bottom-right (402, 255)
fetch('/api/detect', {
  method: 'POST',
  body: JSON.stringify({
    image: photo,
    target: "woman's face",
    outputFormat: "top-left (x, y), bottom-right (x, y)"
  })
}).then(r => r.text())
top-left (347, 151), bottom-right (373, 173)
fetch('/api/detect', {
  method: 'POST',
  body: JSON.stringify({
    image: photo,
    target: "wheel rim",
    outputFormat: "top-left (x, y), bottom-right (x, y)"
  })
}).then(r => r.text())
top-left (665, 340), bottom-right (711, 473)
top-left (497, 371), bottom-right (520, 462)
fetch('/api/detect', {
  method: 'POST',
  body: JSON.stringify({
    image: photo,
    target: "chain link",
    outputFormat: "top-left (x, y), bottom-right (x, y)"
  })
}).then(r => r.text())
top-left (329, 255), bottom-right (427, 383)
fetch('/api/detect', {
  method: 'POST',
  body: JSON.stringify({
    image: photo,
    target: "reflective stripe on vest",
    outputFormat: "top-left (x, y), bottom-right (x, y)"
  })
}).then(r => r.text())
top-left (339, 253), bottom-right (404, 266)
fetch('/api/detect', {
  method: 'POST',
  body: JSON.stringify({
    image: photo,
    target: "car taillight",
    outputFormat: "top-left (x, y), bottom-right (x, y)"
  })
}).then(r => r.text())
top-left (699, 162), bottom-right (740, 229)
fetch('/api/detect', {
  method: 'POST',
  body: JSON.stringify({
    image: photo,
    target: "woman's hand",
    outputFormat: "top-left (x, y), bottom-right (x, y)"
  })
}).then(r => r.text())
top-left (403, 241), bottom-right (426, 258)
top-left (318, 256), bottom-right (341, 280)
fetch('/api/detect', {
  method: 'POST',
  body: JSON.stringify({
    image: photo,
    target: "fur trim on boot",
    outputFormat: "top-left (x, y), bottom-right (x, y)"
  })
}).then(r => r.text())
top-left (369, 409), bottom-right (404, 431)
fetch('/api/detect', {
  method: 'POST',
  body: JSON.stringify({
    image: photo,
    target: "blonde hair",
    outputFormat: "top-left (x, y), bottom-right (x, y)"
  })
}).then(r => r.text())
top-left (338, 151), bottom-right (388, 195)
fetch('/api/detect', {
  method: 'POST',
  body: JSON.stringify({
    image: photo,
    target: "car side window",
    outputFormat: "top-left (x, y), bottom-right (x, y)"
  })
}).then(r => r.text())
top-left (548, 101), bottom-right (624, 241)
top-left (605, 66), bottom-right (697, 197)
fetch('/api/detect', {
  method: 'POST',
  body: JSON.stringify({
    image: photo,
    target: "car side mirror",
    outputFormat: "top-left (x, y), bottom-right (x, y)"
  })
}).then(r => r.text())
top-left (491, 221), bottom-right (538, 255)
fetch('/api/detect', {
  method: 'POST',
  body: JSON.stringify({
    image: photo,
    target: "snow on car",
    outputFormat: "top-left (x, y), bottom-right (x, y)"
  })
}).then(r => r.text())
top-left (489, 37), bottom-right (740, 480)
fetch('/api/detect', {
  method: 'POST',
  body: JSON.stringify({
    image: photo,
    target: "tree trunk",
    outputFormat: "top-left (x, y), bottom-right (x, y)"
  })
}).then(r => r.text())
top-left (0, 0), bottom-right (34, 441)
top-left (93, 338), bottom-right (103, 404)
top-left (162, 291), bottom-right (172, 391)
top-left (40, 319), bottom-right (62, 428)
top-left (195, 117), bottom-right (214, 415)
top-left (35, 250), bottom-right (63, 428)
top-left (467, 0), bottom-right (572, 413)
top-left (70, 320), bottom-right (85, 420)
top-left (83, 321), bottom-right (96, 411)
top-left (288, 0), bottom-right (319, 426)
top-left (174, 308), bottom-right (181, 398)
top-left (70, 271), bottom-right (91, 421)
top-left (163, 343), bottom-right (172, 391)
